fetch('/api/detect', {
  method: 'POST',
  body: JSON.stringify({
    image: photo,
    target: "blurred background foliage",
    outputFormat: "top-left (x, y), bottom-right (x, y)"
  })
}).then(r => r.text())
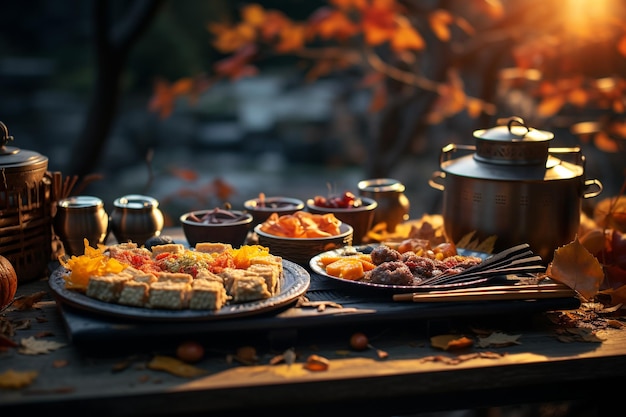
top-left (0, 0), bottom-right (624, 223)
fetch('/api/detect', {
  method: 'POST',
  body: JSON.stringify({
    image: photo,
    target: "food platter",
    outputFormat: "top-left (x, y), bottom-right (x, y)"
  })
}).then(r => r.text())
top-left (309, 244), bottom-right (492, 293)
top-left (49, 260), bottom-right (310, 322)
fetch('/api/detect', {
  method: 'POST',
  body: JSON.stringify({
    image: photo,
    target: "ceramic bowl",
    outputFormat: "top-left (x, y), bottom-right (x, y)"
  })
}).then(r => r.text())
top-left (254, 223), bottom-right (353, 265)
top-left (180, 209), bottom-right (253, 248)
top-left (243, 196), bottom-right (305, 226)
top-left (306, 197), bottom-right (378, 245)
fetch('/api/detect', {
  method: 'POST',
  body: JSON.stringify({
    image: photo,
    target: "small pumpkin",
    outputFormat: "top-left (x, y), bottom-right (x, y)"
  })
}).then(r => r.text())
top-left (0, 255), bottom-right (18, 308)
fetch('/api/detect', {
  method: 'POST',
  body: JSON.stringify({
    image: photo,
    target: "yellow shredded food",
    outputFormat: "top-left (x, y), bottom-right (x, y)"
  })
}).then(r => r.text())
top-left (58, 239), bottom-right (127, 291)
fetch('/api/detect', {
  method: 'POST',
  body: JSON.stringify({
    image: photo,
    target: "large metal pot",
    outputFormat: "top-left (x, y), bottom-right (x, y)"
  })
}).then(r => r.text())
top-left (429, 117), bottom-right (603, 263)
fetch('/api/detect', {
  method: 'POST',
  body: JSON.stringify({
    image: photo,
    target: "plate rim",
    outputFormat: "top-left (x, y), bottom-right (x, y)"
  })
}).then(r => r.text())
top-left (49, 260), bottom-right (310, 322)
top-left (309, 244), bottom-right (490, 293)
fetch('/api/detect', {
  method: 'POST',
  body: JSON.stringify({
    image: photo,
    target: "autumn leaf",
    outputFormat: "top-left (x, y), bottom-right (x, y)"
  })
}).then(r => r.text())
top-left (360, 0), bottom-right (396, 46)
top-left (147, 355), bottom-right (207, 378)
top-left (547, 238), bottom-right (604, 301)
top-left (428, 9), bottom-right (453, 42)
top-left (594, 131), bottom-right (621, 153)
top-left (303, 354), bottom-right (330, 371)
top-left (241, 3), bottom-right (266, 28)
top-left (430, 334), bottom-right (474, 351)
top-left (11, 291), bottom-right (47, 311)
top-left (0, 369), bottom-right (38, 389)
top-left (308, 8), bottom-right (359, 41)
top-left (213, 44), bottom-right (259, 80)
top-left (537, 94), bottom-right (566, 117)
top-left (391, 16), bottom-right (425, 52)
top-left (476, 332), bottom-right (521, 348)
top-left (19, 337), bottom-right (66, 355)
top-left (275, 23), bottom-right (307, 53)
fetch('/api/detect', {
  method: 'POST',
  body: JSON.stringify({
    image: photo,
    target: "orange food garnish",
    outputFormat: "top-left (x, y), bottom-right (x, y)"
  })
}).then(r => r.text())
top-left (259, 211), bottom-right (342, 238)
top-left (59, 239), bottom-right (127, 291)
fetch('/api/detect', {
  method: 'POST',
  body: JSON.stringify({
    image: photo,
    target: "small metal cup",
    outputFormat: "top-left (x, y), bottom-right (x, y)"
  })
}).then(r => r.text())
top-left (53, 196), bottom-right (109, 256)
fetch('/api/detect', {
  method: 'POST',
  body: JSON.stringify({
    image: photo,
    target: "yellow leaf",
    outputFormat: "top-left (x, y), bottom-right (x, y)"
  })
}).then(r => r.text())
top-left (0, 369), bottom-right (38, 389)
top-left (428, 9), bottom-right (453, 42)
top-left (537, 95), bottom-right (566, 117)
top-left (148, 355), bottom-right (208, 378)
top-left (19, 336), bottom-right (66, 355)
top-left (241, 4), bottom-right (265, 28)
top-left (546, 239), bottom-right (604, 301)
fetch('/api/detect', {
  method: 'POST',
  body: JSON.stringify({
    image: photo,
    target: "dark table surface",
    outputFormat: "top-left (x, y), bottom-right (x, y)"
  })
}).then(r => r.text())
top-left (1, 231), bottom-right (623, 417)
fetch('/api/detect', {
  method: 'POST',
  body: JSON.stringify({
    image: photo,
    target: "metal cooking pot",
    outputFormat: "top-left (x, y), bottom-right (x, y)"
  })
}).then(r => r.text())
top-left (429, 117), bottom-right (603, 263)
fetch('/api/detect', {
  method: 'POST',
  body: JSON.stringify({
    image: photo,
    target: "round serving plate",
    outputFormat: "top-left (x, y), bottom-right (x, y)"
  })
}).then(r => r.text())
top-left (49, 260), bottom-right (310, 322)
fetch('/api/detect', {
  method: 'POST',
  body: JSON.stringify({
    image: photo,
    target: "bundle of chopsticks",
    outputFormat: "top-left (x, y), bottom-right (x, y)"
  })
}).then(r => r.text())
top-left (393, 243), bottom-right (578, 302)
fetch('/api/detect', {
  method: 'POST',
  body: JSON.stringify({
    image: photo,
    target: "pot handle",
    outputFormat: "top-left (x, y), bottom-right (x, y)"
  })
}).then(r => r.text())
top-left (583, 179), bottom-right (603, 199)
top-left (440, 143), bottom-right (475, 164)
top-left (429, 171), bottom-right (446, 191)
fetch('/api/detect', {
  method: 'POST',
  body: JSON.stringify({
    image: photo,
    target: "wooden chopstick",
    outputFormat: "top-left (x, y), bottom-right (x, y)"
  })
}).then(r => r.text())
top-left (392, 282), bottom-right (576, 302)
top-left (403, 288), bottom-right (577, 303)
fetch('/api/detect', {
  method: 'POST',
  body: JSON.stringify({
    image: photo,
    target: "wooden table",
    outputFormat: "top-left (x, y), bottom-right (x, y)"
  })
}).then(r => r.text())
top-left (1, 233), bottom-right (623, 417)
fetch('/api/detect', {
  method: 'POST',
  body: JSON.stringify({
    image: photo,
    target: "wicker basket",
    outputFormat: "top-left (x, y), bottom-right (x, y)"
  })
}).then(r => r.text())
top-left (0, 122), bottom-right (53, 283)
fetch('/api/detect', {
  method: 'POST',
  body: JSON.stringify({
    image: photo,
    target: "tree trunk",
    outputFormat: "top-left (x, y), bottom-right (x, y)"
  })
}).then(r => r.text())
top-left (68, 0), bottom-right (164, 178)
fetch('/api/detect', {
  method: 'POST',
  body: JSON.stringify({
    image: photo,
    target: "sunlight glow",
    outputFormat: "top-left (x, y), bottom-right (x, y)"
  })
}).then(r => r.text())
top-left (562, 0), bottom-right (613, 36)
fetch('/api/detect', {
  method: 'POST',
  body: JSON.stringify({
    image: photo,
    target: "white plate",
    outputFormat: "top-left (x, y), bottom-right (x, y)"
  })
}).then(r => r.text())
top-left (309, 244), bottom-right (490, 294)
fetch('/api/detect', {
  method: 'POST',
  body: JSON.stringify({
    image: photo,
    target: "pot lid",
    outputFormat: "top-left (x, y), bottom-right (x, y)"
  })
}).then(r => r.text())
top-left (472, 117), bottom-right (554, 165)
top-left (0, 121), bottom-right (48, 170)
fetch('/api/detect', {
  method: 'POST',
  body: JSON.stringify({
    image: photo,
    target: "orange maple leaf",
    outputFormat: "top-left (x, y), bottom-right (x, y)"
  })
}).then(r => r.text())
top-left (213, 44), bottom-right (259, 80)
top-left (259, 10), bottom-right (292, 42)
top-left (308, 8), bottom-right (359, 41)
top-left (547, 238), bottom-right (605, 301)
top-left (391, 16), bottom-right (425, 52)
top-left (276, 23), bottom-right (307, 53)
top-left (360, 0), bottom-right (397, 46)
top-left (537, 94), bottom-right (566, 117)
top-left (428, 9), bottom-right (453, 42)
top-left (241, 3), bottom-right (266, 28)
top-left (149, 78), bottom-right (176, 119)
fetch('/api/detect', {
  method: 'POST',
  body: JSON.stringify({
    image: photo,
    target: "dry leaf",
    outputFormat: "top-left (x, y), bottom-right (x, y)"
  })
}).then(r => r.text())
top-left (147, 355), bottom-right (207, 378)
top-left (476, 332), bottom-right (521, 348)
top-left (430, 334), bottom-right (474, 351)
top-left (0, 369), bottom-right (38, 389)
top-left (11, 291), bottom-right (47, 311)
top-left (19, 337), bottom-right (66, 355)
top-left (303, 354), bottom-right (330, 371)
top-left (547, 239), bottom-right (604, 301)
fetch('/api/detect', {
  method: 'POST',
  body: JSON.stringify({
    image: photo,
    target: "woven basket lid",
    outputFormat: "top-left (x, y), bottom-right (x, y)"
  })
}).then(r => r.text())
top-left (0, 121), bottom-right (48, 172)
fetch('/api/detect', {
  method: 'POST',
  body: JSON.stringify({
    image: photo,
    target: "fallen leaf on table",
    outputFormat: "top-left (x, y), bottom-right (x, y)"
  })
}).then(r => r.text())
top-left (476, 332), bottom-right (521, 348)
top-left (147, 355), bottom-right (207, 378)
top-left (19, 336), bottom-right (66, 355)
top-left (430, 334), bottom-right (474, 351)
top-left (0, 369), bottom-right (38, 389)
top-left (303, 354), bottom-right (330, 371)
top-left (11, 291), bottom-right (47, 311)
top-left (547, 238), bottom-right (604, 301)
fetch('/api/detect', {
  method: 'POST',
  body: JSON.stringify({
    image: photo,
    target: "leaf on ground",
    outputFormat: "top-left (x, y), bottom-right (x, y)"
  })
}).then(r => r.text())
top-left (147, 355), bottom-right (207, 378)
top-left (430, 334), bottom-right (474, 351)
top-left (476, 332), bottom-right (521, 348)
top-left (0, 369), bottom-right (38, 389)
top-left (547, 238), bottom-right (604, 301)
top-left (19, 337), bottom-right (66, 355)
top-left (11, 291), bottom-right (47, 311)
